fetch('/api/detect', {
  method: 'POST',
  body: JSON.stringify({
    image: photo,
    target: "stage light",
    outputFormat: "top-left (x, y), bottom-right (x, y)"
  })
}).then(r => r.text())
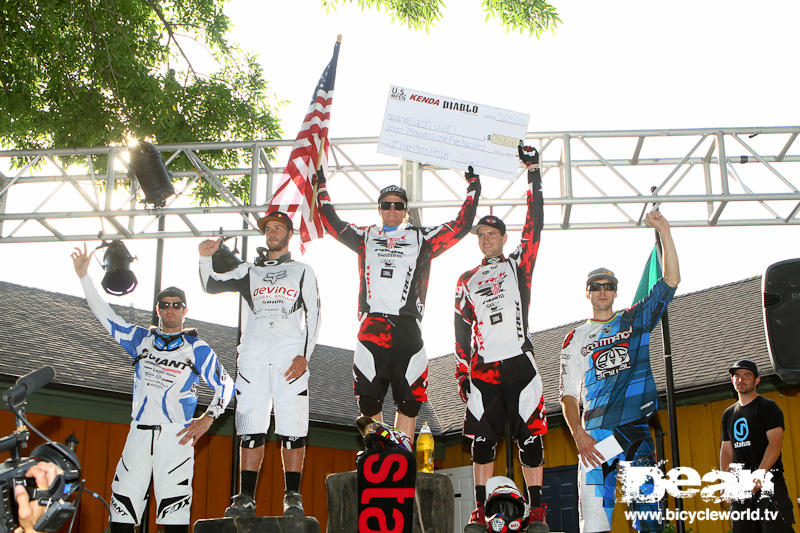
top-left (212, 238), bottom-right (243, 273)
top-left (129, 141), bottom-right (175, 207)
top-left (100, 240), bottom-right (138, 296)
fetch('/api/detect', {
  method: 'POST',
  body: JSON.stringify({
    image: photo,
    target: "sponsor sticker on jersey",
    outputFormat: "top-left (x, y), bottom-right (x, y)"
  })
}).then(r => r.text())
top-left (593, 345), bottom-right (632, 379)
top-left (490, 312), bottom-right (503, 325)
top-left (263, 270), bottom-right (287, 284)
top-left (381, 268), bottom-right (393, 278)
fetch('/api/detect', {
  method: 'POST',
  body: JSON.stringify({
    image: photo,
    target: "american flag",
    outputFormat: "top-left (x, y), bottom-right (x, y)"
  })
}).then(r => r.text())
top-left (266, 38), bottom-right (340, 245)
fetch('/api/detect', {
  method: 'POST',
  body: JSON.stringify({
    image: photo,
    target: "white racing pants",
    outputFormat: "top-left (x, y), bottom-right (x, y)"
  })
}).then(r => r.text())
top-left (110, 421), bottom-right (194, 525)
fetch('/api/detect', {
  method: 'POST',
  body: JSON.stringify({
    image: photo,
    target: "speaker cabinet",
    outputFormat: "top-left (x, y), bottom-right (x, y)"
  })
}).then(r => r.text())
top-left (763, 258), bottom-right (800, 384)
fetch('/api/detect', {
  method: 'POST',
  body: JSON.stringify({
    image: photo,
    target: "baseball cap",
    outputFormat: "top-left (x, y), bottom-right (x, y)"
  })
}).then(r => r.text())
top-left (157, 286), bottom-right (186, 305)
top-left (377, 185), bottom-right (408, 203)
top-left (470, 215), bottom-right (506, 235)
top-left (257, 210), bottom-right (293, 233)
top-left (586, 267), bottom-right (618, 286)
top-left (729, 359), bottom-right (759, 377)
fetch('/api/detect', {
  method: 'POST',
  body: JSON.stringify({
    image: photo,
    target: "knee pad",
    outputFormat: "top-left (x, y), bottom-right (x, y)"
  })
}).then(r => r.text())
top-left (162, 526), bottom-right (189, 533)
top-left (280, 435), bottom-right (307, 449)
top-left (239, 433), bottom-right (267, 449)
top-left (471, 437), bottom-right (497, 465)
top-left (518, 435), bottom-right (544, 468)
top-left (396, 398), bottom-right (422, 418)
top-left (358, 396), bottom-right (383, 417)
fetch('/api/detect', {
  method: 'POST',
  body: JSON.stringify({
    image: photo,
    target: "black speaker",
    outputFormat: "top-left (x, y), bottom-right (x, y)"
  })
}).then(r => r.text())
top-left (763, 258), bottom-right (800, 384)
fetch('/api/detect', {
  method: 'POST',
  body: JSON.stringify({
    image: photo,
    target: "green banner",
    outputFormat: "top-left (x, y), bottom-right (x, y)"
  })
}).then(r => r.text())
top-left (632, 245), bottom-right (662, 304)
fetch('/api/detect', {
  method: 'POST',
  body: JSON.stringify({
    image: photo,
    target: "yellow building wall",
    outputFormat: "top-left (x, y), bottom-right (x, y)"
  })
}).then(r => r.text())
top-left (442, 388), bottom-right (800, 532)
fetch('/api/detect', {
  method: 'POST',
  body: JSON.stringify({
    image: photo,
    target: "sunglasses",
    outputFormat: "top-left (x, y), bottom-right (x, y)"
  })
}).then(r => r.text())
top-left (157, 301), bottom-right (185, 309)
top-left (379, 201), bottom-right (406, 211)
top-left (588, 282), bottom-right (617, 292)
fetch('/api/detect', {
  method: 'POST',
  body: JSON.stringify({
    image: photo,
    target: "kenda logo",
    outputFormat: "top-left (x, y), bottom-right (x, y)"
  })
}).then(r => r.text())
top-left (618, 463), bottom-right (774, 503)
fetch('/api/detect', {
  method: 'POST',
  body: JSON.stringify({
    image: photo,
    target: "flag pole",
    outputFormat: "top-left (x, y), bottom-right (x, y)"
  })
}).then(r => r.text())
top-left (650, 186), bottom-right (685, 533)
top-left (308, 134), bottom-right (326, 222)
top-left (308, 35), bottom-right (341, 224)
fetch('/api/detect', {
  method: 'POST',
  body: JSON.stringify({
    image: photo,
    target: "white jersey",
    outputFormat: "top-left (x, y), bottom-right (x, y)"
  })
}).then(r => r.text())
top-left (199, 253), bottom-right (320, 365)
top-left (80, 275), bottom-right (234, 425)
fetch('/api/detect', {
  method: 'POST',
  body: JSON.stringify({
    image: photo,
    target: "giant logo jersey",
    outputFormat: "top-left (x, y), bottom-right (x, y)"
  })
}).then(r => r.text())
top-left (559, 279), bottom-right (675, 430)
top-left (81, 276), bottom-right (233, 425)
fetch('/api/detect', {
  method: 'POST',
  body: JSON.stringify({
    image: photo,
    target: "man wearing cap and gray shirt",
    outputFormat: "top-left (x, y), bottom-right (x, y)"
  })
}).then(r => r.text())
top-left (720, 359), bottom-right (795, 532)
top-left (198, 211), bottom-right (320, 518)
top-left (71, 244), bottom-right (234, 533)
top-left (453, 146), bottom-right (549, 531)
top-left (559, 210), bottom-right (679, 533)
top-left (315, 167), bottom-right (479, 441)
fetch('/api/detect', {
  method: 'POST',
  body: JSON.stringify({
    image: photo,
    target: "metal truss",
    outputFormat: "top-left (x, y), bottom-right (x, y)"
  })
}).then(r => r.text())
top-left (1, 126), bottom-right (799, 243)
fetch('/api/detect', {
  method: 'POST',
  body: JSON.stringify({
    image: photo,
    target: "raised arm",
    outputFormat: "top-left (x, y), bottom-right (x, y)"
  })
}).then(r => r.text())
top-left (198, 237), bottom-right (251, 296)
top-left (314, 169), bottom-right (364, 253)
top-left (426, 169), bottom-right (481, 257)
top-left (514, 146), bottom-right (544, 281)
top-left (645, 210), bottom-right (680, 288)
top-left (71, 244), bottom-right (148, 359)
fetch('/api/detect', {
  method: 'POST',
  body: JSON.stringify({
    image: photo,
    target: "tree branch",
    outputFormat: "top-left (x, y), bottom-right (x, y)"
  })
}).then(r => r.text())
top-left (146, 0), bottom-right (198, 81)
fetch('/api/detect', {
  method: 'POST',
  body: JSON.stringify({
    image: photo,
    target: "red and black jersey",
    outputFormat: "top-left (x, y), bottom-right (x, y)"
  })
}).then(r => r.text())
top-left (454, 171), bottom-right (543, 379)
top-left (317, 181), bottom-right (480, 320)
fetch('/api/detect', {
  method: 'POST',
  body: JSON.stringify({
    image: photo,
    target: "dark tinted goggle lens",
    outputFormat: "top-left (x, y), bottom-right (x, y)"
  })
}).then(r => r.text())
top-left (158, 301), bottom-right (184, 309)
top-left (379, 201), bottom-right (406, 210)
top-left (588, 282), bottom-right (617, 292)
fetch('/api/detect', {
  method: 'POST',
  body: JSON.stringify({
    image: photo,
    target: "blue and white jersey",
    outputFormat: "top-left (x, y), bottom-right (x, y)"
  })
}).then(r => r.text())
top-left (559, 279), bottom-right (675, 430)
top-left (80, 275), bottom-right (234, 425)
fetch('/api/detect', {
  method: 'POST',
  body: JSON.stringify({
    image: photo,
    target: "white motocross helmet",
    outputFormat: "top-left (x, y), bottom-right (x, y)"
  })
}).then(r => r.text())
top-left (484, 476), bottom-right (528, 532)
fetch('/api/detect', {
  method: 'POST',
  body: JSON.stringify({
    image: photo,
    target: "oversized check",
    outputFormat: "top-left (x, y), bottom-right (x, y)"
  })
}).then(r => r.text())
top-left (378, 86), bottom-right (530, 181)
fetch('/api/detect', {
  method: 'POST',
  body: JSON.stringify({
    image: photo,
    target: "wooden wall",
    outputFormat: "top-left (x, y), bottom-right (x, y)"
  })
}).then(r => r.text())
top-left (441, 388), bottom-right (800, 532)
top-left (0, 410), bottom-right (359, 532)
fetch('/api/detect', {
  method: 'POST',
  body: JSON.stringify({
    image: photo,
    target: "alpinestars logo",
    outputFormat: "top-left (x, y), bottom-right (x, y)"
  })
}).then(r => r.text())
top-left (263, 270), bottom-right (287, 284)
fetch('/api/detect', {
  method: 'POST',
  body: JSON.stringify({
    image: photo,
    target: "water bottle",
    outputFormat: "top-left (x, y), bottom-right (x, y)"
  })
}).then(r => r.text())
top-left (416, 422), bottom-right (434, 473)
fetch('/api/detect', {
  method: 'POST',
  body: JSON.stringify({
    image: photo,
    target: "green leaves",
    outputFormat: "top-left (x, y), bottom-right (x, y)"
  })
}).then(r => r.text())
top-left (0, 0), bottom-right (281, 204)
top-left (320, 0), bottom-right (560, 34)
top-left (482, 0), bottom-right (562, 36)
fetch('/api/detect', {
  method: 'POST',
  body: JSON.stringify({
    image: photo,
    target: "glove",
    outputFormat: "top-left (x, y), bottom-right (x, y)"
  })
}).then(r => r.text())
top-left (312, 168), bottom-right (326, 189)
top-left (518, 145), bottom-right (540, 185)
top-left (457, 375), bottom-right (471, 404)
top-left (465, 166), bottom-right (480, 193)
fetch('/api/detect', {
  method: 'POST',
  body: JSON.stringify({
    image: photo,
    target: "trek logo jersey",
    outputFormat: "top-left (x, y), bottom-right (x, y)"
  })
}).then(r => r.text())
top-left (199, 252), bottom-right (320, 364)
top-left (454, 177), bottom-right (543, 366)
top-left (317, 181), bottom-right (479, 319)
top-left (80, 276), bottom-right (233, 425)
top-left (559, 279), bottom-right (675, 430)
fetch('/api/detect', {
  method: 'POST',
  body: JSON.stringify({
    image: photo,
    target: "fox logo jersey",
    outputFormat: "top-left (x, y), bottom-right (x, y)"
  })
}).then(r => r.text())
top-left (317, 180), bottom-right (479, 319)
top-left (559, 279), bottom-right (675, 430)
top-left (199, 252), bottom-right (320, 364)
top-left (80, 275), bottom-right (233, 425)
